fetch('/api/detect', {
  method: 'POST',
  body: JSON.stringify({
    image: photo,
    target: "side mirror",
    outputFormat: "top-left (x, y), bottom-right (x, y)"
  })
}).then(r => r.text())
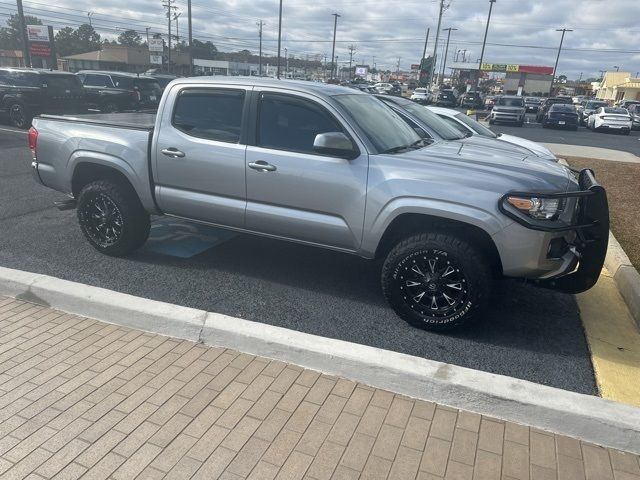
top-left (313, 132), bottom-right (357, 159)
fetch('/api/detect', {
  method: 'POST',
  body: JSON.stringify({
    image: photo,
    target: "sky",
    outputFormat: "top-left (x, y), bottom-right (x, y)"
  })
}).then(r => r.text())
top-left (4, 0), bottom-right (640, 80)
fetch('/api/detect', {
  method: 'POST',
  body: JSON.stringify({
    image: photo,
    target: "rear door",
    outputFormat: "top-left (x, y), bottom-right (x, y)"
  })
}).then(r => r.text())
top-left (42, 74), bottom-right (85, 113)
top-left (244, 90), bottom-right (368, 251)
top-left (153, 84), bottom-right (249, 228)
top-left (79, 74), bottom-right (113, 109)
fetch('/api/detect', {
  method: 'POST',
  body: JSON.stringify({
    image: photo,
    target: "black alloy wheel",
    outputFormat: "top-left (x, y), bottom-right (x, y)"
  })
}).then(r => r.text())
top-left (80, 193), bottom-right (124, 248)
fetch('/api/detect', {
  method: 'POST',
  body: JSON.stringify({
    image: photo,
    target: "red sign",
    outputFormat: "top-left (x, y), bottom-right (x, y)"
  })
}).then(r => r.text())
top-left (30, 42), bottom-right (51, 57)
top-left (518, 65), bottom-right (554, 75)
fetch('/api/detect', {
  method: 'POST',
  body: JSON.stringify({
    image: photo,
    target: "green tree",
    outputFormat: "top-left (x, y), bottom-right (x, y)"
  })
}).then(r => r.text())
top-left (117, 29), bottom-right (142, 47)
top-left (0, 14), bottom-right (42, 50)
top-left (54, 23), bottom-right (101, 57)
top-left (192, 39), bottom-right (218, 59)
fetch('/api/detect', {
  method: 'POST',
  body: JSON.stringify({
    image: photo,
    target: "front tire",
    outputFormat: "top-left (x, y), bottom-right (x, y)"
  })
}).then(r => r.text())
top-left (381, 232), bottom-right (492, 331)
top-left (8, 103), bottom-right (31, 129)
top-left (77, 180), bottom-right (150, 256)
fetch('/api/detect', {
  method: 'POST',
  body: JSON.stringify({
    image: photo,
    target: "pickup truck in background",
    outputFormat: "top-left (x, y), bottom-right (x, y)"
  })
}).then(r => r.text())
top-left (29, 78), bottom-right (609, 331)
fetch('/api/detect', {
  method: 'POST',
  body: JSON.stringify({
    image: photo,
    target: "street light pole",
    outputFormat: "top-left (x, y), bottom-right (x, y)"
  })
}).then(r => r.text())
top-left (257, 20), bottom-right (263, 76)
top-left (440, 27), bottom-right (457, 84)
top-left (475, 0), bottom-right (496, 92)
top-left (430, 0), bottom-right (445, 88)
top-left (187, 0), bottom-right (192, 75)
top-left (421, 27), bottom-right (430, 61)
top-left (550, 28), bottom-right (572, 96)
top-left (330, 13), bottom-right (340, 80)
top-left (16, 0), bottom-right (31, 67)
top-left (277, 0), bottom-right (283, 79)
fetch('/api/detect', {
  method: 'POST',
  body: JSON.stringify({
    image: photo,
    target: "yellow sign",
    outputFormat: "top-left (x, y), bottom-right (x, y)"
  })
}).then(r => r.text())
top-left (506, 64), bottom-right (520, 72)
top-left (480, 63), bottom-right (520, 73)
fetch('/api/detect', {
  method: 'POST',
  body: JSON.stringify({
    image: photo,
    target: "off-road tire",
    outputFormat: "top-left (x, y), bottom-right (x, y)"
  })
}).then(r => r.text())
top-left (382, 232), bottom-right (492, 331)
top-left (77, 180), bottom-right (150, 256)
top-left (8, 102), bottom-right (32, 129)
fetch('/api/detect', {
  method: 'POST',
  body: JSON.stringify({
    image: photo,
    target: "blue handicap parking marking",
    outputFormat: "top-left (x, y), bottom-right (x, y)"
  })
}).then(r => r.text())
top-left (142, 217), bottom-right (237, 258)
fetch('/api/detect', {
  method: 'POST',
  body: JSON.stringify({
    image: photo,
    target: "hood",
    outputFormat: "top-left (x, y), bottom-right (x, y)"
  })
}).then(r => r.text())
top-left (380, 140), bottom-right (572, 193)
top-left (459, 135), bottom-right (534, 157)
top-left (496, 133), bottom-right (557, 161)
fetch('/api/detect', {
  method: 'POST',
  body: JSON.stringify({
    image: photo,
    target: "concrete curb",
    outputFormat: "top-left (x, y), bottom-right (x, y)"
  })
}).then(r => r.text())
top-left (1, 265), bottom-right (639, 454)
top-left (604, 235), bottom-right (640, 329)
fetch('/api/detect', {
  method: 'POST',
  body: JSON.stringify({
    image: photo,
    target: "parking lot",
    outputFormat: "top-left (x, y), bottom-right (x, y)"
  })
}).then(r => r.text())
top-left (0, 122), bottom-right (604, 396)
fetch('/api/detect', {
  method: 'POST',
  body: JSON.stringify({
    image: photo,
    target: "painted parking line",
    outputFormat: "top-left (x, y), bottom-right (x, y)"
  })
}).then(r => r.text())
top-left (142, 217), bottom-right (237, 258)
top-left (576, 268), bottom-right (640, 407)
top-left (0, 126), bottom-right (27, 134)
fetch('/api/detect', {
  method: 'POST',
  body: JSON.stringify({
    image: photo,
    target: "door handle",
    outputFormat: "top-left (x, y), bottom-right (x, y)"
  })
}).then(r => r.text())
top-left (248, 161), bottom-right (277, 172)
top-left (161, 148), bottom-right (185, 158)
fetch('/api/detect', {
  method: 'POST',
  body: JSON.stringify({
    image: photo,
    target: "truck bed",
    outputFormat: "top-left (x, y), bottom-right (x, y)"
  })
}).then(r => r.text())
top-left (38, 112), bottom-right (156, 130)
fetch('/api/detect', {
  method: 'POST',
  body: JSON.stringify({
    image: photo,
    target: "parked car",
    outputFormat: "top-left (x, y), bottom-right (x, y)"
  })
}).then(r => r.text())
top-left (388, 83), bottom-right (402, 96)
top-left (373, 82), bottom-right (393, 94)
top-left (578, 100), bottom-right (608, 125)
top-left (587, 107), bottom-right (632, 134)
top-left (427, 105), bottom-right (557, 161)
top-left (410, 88), bottom-right (432, 104)
top-left (484, 95), bottom-right (497, 110)
top-left (0, 68), bottom-right (86, 128)
top-left (435, 88), bottom-right (457, 107)
top-left (627, 104), bottom-right (640, 130)
top-left (146, 73), bottom-right (178, 90)
top-left (30, 78), bottom-right (609, 331)
top-left (524, 97), bottom-right (541, 113)
top-left (77, 71), bottom-right (162, 112)
top-left (542, 104), bottom-right (579, 130)
top-left (615, 99), bottom-right (640, 109)
top-left (572, 95), bottom-right (585, 105)
top-left (489, 95), bottom-right (525, 126)
top-left (536, 96), bottom-right (573, 122)
top-left (459, 91), bottom-right (483, 109)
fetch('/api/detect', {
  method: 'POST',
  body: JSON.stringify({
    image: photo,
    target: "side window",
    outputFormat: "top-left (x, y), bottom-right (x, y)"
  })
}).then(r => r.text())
top-left (172, 89), bottom-right (245, 143)
top-left (258, 93), bottom-right (344, 154)
top-left (83, 74), bottom-right (110, 87)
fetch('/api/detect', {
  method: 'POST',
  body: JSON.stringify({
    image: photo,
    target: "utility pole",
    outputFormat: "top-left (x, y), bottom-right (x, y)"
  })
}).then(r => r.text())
top-left (348, 44), bottom-right (356, 80)
top-left (462, 49), bottom-right (467, 62)
top-left (396, 57), bottom-right (401, 80)
top-left (475, 0), bottom-right (496, 91)
top-left (284, 47), bottom-right (288, 77)
top-left (174, 12), bottom-right (181, 46)
top-left (421, 27), bottom-right (430, 61)
top-left (613, 65), bottom-right (620, 72)
top-left (16, 0), bottom-right (31, 68)
top-left (187, 0), bottom-right (193, 76)
top-left (430, 0), bottom-right (446, 88)
top-left (277, 0), bottom-right (282, 79)
top-left (162, 0), bottom-right (177, 74)
top-left (87, 12), bottom-right (93, 26)
top-left (330, 13), bottom-right (340, 80)
top-left (578, 72), bottom-right (583, 82)
top-left (257, 20), bottom-right (263, 76)
top-left (550, 28), bottom-right (572, 96)
top-left (145, 27), bottom-right (151, 45)
top-left (599, 69), bottom-right (606, 81)
top-left (440, 28), bottom-right (457, 85)
top-left (323, 54), bottom-right (327, 80)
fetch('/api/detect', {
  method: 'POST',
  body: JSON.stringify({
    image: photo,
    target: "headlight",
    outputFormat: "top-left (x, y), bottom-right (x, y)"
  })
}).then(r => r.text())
top-left (506, 196), bottom-right (563, 220)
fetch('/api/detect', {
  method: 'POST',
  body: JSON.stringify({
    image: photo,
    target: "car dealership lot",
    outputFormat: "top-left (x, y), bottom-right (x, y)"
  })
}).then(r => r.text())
top-left (0, 125), bottom-right (599, 395)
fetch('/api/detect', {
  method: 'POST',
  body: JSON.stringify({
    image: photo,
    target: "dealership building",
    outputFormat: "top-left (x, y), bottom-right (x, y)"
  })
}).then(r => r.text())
top-left (449, 62), bottom-right (554, 95)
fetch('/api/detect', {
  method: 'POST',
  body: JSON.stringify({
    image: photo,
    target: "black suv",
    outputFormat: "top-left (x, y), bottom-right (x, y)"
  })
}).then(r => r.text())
top-left (536, 96), bottom-right (573, 122)
top-left (77, 71), bottom-right (162, 112)
top-left (436, 89), bottom-right (457, 107)
top-left (0, 68), bottom-right (86, 128)
top-left (459, 91), bottom-right (483, 109)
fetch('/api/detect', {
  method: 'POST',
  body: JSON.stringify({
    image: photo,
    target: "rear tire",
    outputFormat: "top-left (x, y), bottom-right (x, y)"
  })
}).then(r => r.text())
top-left (381, 232), bottom-right (492, 331)
top-left (77, 180), bottom-right (150, 256)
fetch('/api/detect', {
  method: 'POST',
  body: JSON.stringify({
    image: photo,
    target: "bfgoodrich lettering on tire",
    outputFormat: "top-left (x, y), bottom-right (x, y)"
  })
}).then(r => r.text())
top-left (382, 232), bottom-right (492, 331)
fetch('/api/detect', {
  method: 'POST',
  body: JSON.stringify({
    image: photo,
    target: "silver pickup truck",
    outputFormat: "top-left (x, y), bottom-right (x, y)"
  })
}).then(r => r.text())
top-left (29, 77), bottom-right (609, 331)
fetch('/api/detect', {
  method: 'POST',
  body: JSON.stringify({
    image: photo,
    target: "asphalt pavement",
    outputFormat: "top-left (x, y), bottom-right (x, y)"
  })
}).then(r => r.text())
top-left (0, 124), bottom-right (597, 395)
top-left (488, 112), bottom-right (640, 156)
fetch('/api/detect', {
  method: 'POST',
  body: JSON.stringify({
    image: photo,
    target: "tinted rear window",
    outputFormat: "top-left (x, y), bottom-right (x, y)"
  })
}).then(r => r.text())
top-left (44, 75), bottom-right (82, 90)
top-left (585, 101), bottom-right (608, 109)
top-left (0, 71), bottom-right (41, 87)
top-left (111, 76), bottom-right (134, 89)
top-left (604, 108), bottom-right (628, 114)
top-left (550, 104), bottom-right (575, 112)
top-left (135, 78), bottom-right (161, 91)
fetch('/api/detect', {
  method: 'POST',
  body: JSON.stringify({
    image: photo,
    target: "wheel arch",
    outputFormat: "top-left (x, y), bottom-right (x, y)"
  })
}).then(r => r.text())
top-left (373, 212), bottom-right (503, 276)
top-left (72, 162), bottom-right (137, 199)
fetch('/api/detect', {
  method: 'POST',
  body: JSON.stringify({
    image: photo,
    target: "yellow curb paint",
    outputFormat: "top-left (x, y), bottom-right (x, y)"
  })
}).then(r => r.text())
top-left (576, 268), bottom-right (640, 407)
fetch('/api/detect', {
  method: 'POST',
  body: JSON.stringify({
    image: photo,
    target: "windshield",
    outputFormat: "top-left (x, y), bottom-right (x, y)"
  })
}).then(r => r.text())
top-left (333, 94), bottom-right (421, 153)
top-left (395, 101), bottom-right (465, 140)
top-left (454, 112), bottom-right (497, 138)
top-left (0, 71), bottom-right (41, 87)
top-left (496, 97), bottom-right (524, 107)
top-left (414, 88), bottom-right (427, 93)
top-left (585, 101), bottom-right (607, 109)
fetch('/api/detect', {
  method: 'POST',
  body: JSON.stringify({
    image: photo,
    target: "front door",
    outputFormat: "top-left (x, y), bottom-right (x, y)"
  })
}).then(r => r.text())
top-left (154, 86), bottom-right (248, 228)
top-left (245, 91), bottom-right (368, 251)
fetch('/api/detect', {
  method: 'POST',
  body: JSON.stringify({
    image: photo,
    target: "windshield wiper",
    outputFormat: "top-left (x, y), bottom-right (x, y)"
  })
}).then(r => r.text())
top-left (381, 138), bottom-right (429, 154)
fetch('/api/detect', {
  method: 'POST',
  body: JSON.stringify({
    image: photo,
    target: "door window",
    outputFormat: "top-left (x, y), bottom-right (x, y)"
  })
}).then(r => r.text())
top-left (257, 93), bottom-right (344, 155)
top-left (172, 89), bottom-right (245, 143)
top-left (83, 74), bottom-right (113, 88)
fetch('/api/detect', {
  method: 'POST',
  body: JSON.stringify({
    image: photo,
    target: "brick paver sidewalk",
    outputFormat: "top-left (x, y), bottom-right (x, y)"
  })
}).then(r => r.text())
top-left (0, 296), bottom-right (639, 480)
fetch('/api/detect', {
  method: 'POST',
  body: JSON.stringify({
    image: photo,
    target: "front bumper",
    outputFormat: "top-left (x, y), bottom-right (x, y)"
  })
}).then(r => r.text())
top-left (491, 111), bottom-right (524, 123)
top-left (497, 169), bottom-right (609, 293)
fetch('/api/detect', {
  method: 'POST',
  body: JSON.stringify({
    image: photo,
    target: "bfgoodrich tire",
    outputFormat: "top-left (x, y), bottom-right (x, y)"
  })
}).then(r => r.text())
top-left (382, 232), bottom-right (492, 331)
top-left (77, 180), bottom-right (150, 256)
